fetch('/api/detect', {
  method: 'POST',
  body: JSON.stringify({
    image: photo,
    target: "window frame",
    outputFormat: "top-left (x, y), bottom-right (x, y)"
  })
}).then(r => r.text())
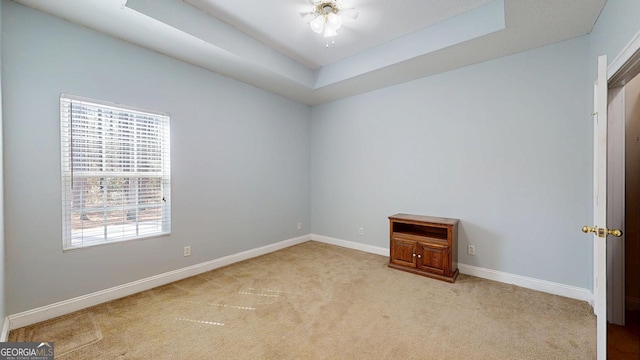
top-left (60, 94), bottom-right (171, 250)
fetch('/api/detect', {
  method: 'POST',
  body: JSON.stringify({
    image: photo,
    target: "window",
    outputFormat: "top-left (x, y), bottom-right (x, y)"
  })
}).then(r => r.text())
top-left (60, 94), bottom-right (171, 250)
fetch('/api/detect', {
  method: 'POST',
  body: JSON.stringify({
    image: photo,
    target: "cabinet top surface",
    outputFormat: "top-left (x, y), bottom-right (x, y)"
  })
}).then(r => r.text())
top-left (389, 213), bottom-right (459, 226)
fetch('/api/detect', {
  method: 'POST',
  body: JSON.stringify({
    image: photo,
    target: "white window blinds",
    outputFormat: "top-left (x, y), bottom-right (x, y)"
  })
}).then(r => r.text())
top-left (60, 94), bottom-right (171, 250)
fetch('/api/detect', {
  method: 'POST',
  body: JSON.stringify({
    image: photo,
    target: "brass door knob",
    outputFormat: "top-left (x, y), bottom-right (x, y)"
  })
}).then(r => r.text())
top-left (581, 226), bottom-right (623, 237)
top-left (607, 229), bottom-right (623, 237)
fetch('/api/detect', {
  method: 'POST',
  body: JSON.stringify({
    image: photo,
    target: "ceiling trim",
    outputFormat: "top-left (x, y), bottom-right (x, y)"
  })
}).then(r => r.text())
top-left (314, 0), bottom-right (504, 88)
top-left (126, 0), bottom-right (315, 89)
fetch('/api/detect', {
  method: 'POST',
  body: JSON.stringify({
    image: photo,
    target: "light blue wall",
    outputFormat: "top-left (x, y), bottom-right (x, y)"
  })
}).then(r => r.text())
top-left (6, 0), bottom-right (640, 317)
top-left (585, 0), bottom-right (640, 291)
top-left (311, 37), bottom-right (592, 288)
top-left (589, 0), bottom-right (640, 66)
top-left (3, 1), bottom-right (310, 314)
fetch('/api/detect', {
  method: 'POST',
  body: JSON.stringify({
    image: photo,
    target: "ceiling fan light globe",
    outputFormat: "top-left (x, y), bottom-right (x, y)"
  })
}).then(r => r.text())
top-left (323, 27), bottom-right (337, 38)
top-left (327, 12), bottom-right (342, 30)
top-left (310, 15), bottom-right (325, 33)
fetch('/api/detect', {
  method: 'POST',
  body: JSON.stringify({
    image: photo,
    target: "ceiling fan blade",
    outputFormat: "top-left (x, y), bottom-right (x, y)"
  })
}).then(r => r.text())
top-left (341, 8), bottom-right (359, 19)
top-left (300, 11), bottom-right (316, 22)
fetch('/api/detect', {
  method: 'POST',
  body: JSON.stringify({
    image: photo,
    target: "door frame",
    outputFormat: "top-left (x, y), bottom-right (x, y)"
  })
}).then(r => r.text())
top-left (607, 85), bottom-right (625, 326)
top-left (609, 29), bottom-right (640, 87)
top-left (605, 27), bottom-right (640, 327)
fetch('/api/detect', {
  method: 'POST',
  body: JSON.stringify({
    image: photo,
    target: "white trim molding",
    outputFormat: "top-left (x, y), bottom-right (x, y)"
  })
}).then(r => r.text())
top-left (609, 26), bottom-right (640, 75)
top-left (608, 26), bottom-right (640, 86)
top-left (457, 264), bottom-right (593, 304)
top-left (312, 235), bottom-right (592, 304)
top-left (1, 317), bottom-right (9, 342)
top-left (7, 234), bottom-right (310, 330)
top-left (6, 234), bottom-right (593, 331)
top-left (310, 234), bottom-right (388, 256)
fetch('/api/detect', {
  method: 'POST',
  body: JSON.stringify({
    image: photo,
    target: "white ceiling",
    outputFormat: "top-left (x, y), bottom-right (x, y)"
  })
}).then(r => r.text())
top-left (184, 0), bottom-right (494, 69)
top-left (14, 0), bottom-right (607, 105)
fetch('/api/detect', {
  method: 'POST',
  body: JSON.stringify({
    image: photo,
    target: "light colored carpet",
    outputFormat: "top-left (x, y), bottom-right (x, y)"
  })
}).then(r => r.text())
top-left (10, 312), bottom-right (103, 357)
top-left (9, 241), bottom-right (595, 359)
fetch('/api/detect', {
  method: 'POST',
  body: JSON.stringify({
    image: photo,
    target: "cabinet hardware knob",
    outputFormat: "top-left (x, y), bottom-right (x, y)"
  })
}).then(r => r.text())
top-left (412, 254), bottom-right (416, 257)
top-left (417, 255), bottom-right (422, 258)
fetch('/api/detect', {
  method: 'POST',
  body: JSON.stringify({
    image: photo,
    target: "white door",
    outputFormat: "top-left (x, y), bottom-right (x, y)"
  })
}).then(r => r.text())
top-left (585, 55), bottom-right (623, 360)
top-left (593, 54), bottom-right (608, 360)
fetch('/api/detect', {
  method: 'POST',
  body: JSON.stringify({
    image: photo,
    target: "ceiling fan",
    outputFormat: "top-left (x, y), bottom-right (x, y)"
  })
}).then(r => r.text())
top-left (300, 0), bottom-right (359, 39)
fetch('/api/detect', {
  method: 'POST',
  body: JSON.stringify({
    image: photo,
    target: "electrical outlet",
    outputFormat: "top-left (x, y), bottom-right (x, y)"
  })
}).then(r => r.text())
top-left (184, 246), bottom-right (191, 257)
top-left (467, 245), bottom-right (475, 256)
top-left (297, 222), bottom-right (302, 230)
top-left (358, 227), bottom-right (364, 236)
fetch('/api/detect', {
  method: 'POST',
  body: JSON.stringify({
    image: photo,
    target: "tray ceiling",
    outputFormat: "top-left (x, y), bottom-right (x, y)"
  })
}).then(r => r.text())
top-left (14, 0), bottom-right (607, 105)
top-left (184, 0), bottom-right (493, 69)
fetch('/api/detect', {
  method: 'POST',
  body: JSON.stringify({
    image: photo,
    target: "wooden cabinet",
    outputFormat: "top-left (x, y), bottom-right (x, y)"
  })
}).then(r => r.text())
top-left (388, 213), bottom-right (459, 283)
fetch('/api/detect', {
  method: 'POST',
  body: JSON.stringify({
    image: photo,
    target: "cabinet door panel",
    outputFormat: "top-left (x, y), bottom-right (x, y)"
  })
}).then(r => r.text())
top-left (390, 238), bottom-right (417, 267)
top-left (416, 243), bottom-right (449, 275)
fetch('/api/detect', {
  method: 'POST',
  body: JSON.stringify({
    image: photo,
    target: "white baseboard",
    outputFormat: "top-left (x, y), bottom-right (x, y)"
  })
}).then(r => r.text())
top-left (311, 235), bottom-right (592, 304)
top-left (7, 233), bottom-right (593, 331)
top-left (310, 234), bottom-right (388, 256)
top-left (1, 317), bottom-right (9, 342)
top-left (458, 264), bottom-right (592, 304)
top-left (7, 234), bottom-right (311, 330)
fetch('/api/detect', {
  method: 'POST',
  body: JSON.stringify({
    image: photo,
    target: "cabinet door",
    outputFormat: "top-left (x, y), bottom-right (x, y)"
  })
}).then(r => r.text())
top-left (416, 242), bottom-right (449, 275)
top-left (390, 237), bottom-right (417, 267)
